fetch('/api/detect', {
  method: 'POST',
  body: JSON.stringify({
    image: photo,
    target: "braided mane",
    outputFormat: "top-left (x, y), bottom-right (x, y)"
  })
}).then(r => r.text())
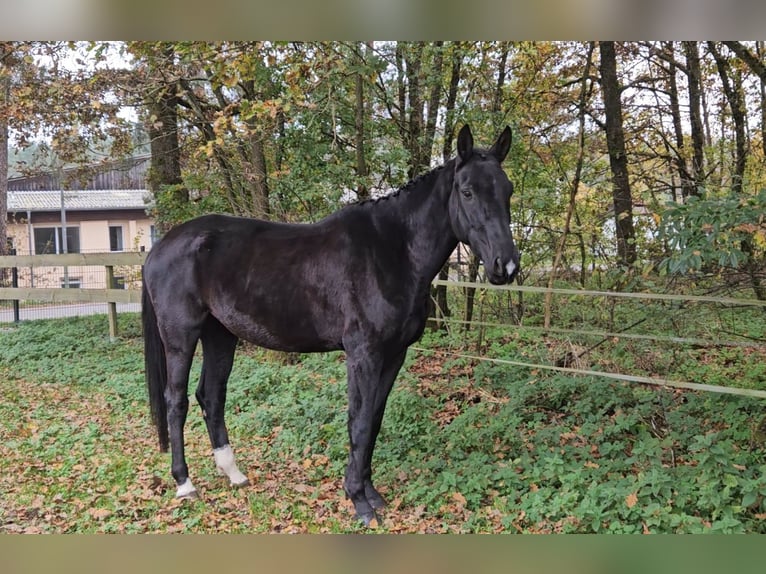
top-left (354, 162), bottom-right (451, 208)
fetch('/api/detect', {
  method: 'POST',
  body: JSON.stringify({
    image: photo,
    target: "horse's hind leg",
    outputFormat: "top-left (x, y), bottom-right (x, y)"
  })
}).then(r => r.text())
top-left (195, 317), bottom-right (249, 488)
top-left (163, 330), bottom-right (202, 499)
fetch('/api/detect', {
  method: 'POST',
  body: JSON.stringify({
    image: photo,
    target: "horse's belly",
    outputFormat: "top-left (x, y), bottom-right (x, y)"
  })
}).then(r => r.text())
top-left (215, 306), bottom-right (343, 354)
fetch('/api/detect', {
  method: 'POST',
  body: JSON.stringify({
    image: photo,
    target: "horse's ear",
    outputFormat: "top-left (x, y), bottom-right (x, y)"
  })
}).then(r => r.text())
top-left (490, 126), bottom-right (512, 163)
top-left (457, 124), bottom-right (474, 162)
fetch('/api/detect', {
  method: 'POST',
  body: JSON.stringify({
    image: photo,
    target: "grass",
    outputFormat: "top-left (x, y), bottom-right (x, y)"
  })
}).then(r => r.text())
top-left (1, 310), bottom-right (766, 533)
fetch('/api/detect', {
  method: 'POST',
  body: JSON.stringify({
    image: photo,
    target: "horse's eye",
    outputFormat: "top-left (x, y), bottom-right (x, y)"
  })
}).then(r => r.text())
top-left (461, 187), bottom-right (473, 199)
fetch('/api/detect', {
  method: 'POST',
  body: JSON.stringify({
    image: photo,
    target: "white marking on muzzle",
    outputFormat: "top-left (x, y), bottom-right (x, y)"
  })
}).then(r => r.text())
top-left (506, 260), bottom-right (517, 277)
top-left (214, 444), bottom-right (249, 486)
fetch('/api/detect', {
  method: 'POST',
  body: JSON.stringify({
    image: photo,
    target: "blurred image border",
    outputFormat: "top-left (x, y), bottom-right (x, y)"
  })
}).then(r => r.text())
top-left (1, 0), bottom-right (765, 40)
top-left (3, 2), bottom-right (766, 573)
top-left (2, 534), bottom-right (766, 574)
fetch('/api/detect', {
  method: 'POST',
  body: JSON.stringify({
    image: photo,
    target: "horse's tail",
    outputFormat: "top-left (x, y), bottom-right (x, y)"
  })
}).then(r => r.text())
top-left (142, 281), bottom-right (169, 452)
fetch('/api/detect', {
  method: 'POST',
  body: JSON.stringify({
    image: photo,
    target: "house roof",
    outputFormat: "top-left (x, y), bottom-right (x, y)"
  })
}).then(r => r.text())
top-left (7, 189), bottom-right (152, 213)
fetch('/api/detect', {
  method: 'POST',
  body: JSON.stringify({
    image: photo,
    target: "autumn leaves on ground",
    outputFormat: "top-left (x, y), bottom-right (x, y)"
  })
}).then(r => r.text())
top-left (2, 314), bottom-right (766, 533)
top-left (0, 321), bottom-right (503, 534)
top-left (0, 376), bottom-right (402, 534)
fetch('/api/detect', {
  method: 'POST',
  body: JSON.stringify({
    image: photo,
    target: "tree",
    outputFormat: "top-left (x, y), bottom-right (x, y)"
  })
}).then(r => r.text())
top-left (708, 42), bottom-right (748, 196)
top-left (599, 41), bottom-right (637, 267)
top-left (138, 43), bottom-right (186, 231)
top-left (544, 42), bottom-right (596, 328)
top-left (661, 42), bottom-right (696, 200)
top-left (1, 42), bottom-right (132, 253)
top-left (683, 41), bottom-right (707, 195)
top-left (0, 43), bottom-right (11, 258)
top-left (353, 42), bottom-right (373, 201)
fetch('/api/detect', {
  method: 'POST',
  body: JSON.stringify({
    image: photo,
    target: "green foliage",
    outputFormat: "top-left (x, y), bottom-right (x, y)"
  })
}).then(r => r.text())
top-left (151, 179), bottom-right (231, 229)
top-left (1, 313), bottom-right (765, 533)
top-left (659, 189), bottom-right (766, 275)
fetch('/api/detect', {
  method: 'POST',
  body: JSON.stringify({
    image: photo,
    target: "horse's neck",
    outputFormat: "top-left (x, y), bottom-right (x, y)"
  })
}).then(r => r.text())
top-left (392, 165), bottom-right (459, 286)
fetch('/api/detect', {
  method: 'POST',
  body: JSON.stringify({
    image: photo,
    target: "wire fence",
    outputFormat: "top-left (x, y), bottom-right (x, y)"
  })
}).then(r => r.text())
top-left (0, 251), bottom-right (144, 328)
top-left (2, 251), bottom-right (765, 399)
top-left (423, 279), bottom-right (766, 400)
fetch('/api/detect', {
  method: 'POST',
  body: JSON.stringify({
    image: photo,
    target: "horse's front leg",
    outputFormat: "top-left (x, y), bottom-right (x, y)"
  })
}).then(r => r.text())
top-left (343, 348), bottom-right (406, 526)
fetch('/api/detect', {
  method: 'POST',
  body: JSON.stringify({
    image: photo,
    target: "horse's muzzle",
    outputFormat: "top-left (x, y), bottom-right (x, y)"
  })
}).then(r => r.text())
top-left (488, 256), bottom-right (519, 285)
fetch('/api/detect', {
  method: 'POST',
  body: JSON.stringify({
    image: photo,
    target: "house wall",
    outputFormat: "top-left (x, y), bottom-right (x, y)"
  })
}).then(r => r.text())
top-left (5, 209), bottom-right (154, 289)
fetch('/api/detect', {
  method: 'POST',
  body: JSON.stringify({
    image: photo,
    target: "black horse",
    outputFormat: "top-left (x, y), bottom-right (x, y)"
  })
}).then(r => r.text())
top-left (142, 125), bottom-right (520, 526)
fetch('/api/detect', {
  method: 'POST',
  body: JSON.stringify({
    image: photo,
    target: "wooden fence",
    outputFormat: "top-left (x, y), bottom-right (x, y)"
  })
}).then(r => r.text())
top-left (2, 252), bottom-right (766, 400)
top-left (0, 251), bottom-right (147, 339)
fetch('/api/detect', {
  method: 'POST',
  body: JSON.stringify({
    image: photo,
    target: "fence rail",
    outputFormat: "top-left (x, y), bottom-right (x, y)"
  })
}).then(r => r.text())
top-left (2, 252), bottom-right (765, 400)
top-left (0, 251), bottom-right (148, 338)
top-left (0, 252), bottom-right (147, 268)
top-left (432, 278), bottom-right (766, 307)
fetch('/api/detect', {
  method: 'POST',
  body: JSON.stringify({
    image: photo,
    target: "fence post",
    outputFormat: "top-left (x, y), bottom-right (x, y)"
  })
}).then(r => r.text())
top-left (11, 248), bottom-right (20, 323)
top-left (105, 264), bottom-right (118, 340)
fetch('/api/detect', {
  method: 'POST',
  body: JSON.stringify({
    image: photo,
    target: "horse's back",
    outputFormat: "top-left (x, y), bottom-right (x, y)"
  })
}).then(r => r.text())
top-left (143, 209), bottom-right (420, 352)
top-left (144, 213), bottom-right (354, 351)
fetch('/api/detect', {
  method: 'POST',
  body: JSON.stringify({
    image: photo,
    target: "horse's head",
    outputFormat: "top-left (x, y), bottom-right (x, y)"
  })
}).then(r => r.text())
top-left (449, 124), bottom-right (520, 285)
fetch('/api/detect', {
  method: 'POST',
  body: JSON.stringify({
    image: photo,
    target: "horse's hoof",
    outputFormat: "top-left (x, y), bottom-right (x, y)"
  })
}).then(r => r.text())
top-left (175, 478), bottom-right (198, 500)
top-left (368, 494), bottom-right (387, 510)
top-left (232, 477), bottom-right (250, 488)
top-left (177, 490), bottom-right (199, 501)
top-left (357, 510), bottom-right (381, 529)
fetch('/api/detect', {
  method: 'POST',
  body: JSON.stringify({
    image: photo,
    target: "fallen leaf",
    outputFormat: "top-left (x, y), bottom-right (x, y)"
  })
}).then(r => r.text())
top-left (625, 492), bottom-right (638, 509)
top-left (89, 508), bottom-right (112, 520)
top-left (451, 492), bottom-right (467, 506)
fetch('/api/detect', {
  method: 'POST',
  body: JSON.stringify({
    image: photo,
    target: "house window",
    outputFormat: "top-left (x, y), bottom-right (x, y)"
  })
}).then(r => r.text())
top-left (109, 225), bottom-right (124, 251)
top-left (33, 227), bottom-right (80, 254)
top-left (150, 225), bottom-right (160, 245)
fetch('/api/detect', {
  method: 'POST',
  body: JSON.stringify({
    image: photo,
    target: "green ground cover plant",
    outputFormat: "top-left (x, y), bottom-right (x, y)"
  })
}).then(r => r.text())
top-left (1, 312), bottom-right (765, 533)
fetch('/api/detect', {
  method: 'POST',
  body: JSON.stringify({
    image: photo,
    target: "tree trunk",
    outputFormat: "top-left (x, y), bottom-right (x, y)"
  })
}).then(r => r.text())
top-left (147, 45), bottom-right (185, 231)
top-left (664, 42), bottom-right (695, 200)
top-left (395, 42), bottom-right (407, 145)
top-left (422, 42), bottom-right (444, 170)
top-left (354, 42), bottom-right (370, 201)
top-left (236, 77), bottom-right (272, 219)
top-left (709, 42), bottom-right (747, 196)
top-left (710, 42), bottom-right (763, 299)
top-left (442, 42), bottom-right (463, 163)
top-left (248, 126), bottom-right (270, 219)
top-left (544, 41), bottom-right (595, 329)
top-left (0, 49), bottom-right (9, 258)
top-left (683, 41), bottom-right (706, 196)
top-left (599, 41), bottom-right (637, 267)
top-left (405, 43), bottom-right (425, 179)
top-left (759, 42), bottom-right (766, 159)
top-left (493, 42), bottom-right (510, 119)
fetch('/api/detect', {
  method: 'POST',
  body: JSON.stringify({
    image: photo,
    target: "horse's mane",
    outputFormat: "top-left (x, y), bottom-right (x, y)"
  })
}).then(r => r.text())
top-left (353, 160), bottom-right (453, 209)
